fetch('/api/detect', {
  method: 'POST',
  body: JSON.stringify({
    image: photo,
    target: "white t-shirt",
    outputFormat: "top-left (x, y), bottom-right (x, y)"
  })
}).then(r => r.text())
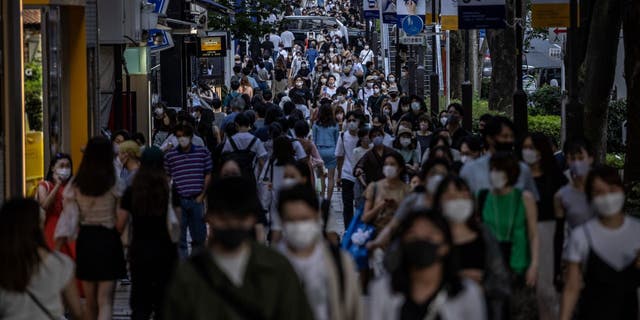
top-left (212, 247), bottom-right (250, 287)
top-left (280, 242), bottom-right (330, 320)
top-left (389, 98), bottom-right (400, 114)
top-left (269, 34), bottom-right (281, 48)
top-left (281, 31), bottom-right (295, 48)
top-left (335, 130), bottom-right (360, 182)
top-left (0, 252), bottom-right (74, 320)
top-left (222, 132), bottom-right (268, 159)
top-left (564, 216), bottom-right (640, 271)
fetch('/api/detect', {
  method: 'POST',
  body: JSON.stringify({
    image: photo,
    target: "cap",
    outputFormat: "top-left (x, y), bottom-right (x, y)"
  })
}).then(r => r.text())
top-left (366, 75), bottom-right (376, 82)
top-left (397, 127), bottom-right (413, 137)
top-left (388, 86), bottom-right (399, 93)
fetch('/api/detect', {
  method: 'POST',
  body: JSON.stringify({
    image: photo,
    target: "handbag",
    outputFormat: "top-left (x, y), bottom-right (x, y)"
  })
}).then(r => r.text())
top-left (54, 180), bottom-right (80, 241)
top-left (341, 182), bottom-right (378, 270)
top-left (167, 183), bottom-right (180, 243)
top-left (257, 159), bottom-right (275, 211)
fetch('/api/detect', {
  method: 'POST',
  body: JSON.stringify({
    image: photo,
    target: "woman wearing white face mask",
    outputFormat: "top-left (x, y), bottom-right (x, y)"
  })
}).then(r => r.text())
top-left (392, 127), bottom-right (421, 175)
top-left (560, 166), bottom-right (640, 320)
top-left (362, 153), bottom-right (411, 230)
top-left (554, 138), bottom-right (595, 230)
top-left (433, 175), bottom-right (511, 320)
top-left (477, 152), bottom-right (539, 319)
top-left (277, 185), bottom-right (364, 320)
top-left (518, 133), bottom-right (568, 320)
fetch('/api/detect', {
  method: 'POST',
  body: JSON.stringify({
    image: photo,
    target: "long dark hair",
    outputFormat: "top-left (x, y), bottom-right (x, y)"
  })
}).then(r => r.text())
top-left (519, 132), bottom-right (565, 179)
top-left (45, 153), bottom-right (73, 183)
top-left (130, 148), bottom-right (170, 217)
top-left (272, 136), bottom-right (295, 166)
top-left (389, 209), bottom-right (462, 297)
top-left (317, 105), bottom-right (336, 127)
top-left (74, 136), bottom-right (116, 196)
top-left (0, 198), bottom-right (48, 292)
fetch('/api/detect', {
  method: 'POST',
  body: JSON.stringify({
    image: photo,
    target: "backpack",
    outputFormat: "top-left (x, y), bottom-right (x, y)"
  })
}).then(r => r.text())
top-left (221, 136), bottom-right (259, 182)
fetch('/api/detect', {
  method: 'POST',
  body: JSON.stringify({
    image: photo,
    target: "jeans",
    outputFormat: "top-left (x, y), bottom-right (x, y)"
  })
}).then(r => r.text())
top-left (341, 179), bottom-right (355, 229)
top-left (178, 197), bottom-right (206, 259)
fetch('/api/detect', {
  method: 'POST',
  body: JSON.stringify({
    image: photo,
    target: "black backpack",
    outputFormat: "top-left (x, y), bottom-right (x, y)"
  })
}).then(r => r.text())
top-left (222, 136), bottom-right (259, 182)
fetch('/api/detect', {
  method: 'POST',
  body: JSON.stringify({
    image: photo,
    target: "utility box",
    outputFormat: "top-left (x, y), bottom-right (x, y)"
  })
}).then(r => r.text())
top-left (98, 0), bottom-right (142, 44)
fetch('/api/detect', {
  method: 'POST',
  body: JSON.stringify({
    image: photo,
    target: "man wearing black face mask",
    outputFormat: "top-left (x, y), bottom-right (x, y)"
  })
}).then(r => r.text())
top-left (459, 116), bottom-right (539, 200)
top-left (164, 176), bottom-right (314, 319)
top-left (445, 103), bottom-right (471, 150)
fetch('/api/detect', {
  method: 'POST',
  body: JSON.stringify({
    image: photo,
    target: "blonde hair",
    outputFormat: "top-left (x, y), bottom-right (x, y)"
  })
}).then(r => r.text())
top-left (119, 140), bottom-right (141, 158)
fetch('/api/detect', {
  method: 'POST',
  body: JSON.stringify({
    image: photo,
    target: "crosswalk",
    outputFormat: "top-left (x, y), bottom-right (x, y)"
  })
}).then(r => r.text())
top-left (112, 192), bottom-right (347, 319)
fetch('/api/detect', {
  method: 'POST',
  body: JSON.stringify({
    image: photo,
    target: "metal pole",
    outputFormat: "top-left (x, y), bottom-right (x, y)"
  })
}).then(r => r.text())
top-left (446, 30), bottom-right (450, 106)
top-left (2, 0), bottom-right (26, 198)
top-left (378, 5), bottom-right (386, 76)
top-left (462, 30), bottom-right (473, 132)
top-left (429, 0), bottom-right (439, 119)
top-left (395, 26), bottom-right (401, 78)
top-left (86, 0), bottom-right (101, 136)
top-left (565, 0), bottom-right (581, 138)
top-left (512, 0), bottom-right (527, 136)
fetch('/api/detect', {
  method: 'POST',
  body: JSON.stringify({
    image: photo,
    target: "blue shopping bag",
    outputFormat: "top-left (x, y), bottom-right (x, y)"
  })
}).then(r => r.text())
top-left (341, 206), bottom-right (375, 270)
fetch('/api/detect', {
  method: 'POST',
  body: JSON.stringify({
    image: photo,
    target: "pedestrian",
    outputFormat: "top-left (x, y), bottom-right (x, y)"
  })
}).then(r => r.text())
top-left (460, 116), bottom-right (539, 199)
top-left (221, 112), bottom-right (268, 181)
top-left (335, 110), bottom-right (365, 228)
top-left (445, 103), bottom-right (471, 150)
top-left (353, 127), bottom-right (400, 186)
top-left (432, 175), bottom-right (511, 320)
top-left (478, 152), bottom-right (539, 319)
top-left (163, 176), bottom-right (315, 319)
top-left (392, 127), bottom-right (421, 176)
top-left (36, 153), bottom-right (74, 252)
top-left (66, 136), bottom-right (127, 320)
top-left (518, 132), bottom-right (568, 320)
top-left (554, 138), bottom-right (595, 230)
top-left (0, 199), bottom-right (83, 320)
top-left (164, 124), bottom-right (213, 258)
top-left (119, 146), bottom-right (178, 320)
top-left (277, 185), bottom-right (363, 320)
top-left (415, 114), bottom-right (433, 156)
top-left (117, 140), bottom-right (141, 187)
top-left (368, 209), bottom-right (488, 320)
top-left (111, 130), bottom-right (130, 179)
top-left (559, 166), bottom-right (640, 320)
top-left (459, 135), bottom-right (483, 165)
top-left (313, 104), bottom-right (339, 202)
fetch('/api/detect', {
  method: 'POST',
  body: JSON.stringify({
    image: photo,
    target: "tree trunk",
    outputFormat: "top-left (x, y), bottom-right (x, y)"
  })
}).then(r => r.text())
top-left (581, 0), bottom-right (622, 163)
top-left (623, 0), bottom-right (640, 184)
top-left (487, 0), bottom-right (516, 116)
top-left (449, 31), bottom-right (464, 100)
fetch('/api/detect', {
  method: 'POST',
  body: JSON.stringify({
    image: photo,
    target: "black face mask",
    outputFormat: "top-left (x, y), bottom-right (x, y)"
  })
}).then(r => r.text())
top-left (402, 240), bottom-right (440, 269)
top-left (212, 227), bottom-right (253, 250)
top-left (494, 141), bottom-right (515, 153)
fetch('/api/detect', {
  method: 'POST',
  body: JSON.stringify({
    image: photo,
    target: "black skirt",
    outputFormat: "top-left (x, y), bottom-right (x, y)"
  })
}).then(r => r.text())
top-left (76, 225), bottom-right (127, 281)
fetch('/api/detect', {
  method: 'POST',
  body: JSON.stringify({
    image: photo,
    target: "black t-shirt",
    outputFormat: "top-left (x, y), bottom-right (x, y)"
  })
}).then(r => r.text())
top-left (535, 173), bottom-right (568, 221)
top-left (121, 187), bottom-right (178, 249)
top-left (457, 236), bottom-right (486, 271)
top-left (289, 88), bottom-right (312, 102)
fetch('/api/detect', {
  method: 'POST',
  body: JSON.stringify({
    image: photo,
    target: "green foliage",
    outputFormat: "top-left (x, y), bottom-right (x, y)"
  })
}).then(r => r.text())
top-left (607, 99), bottom-right (626, 153)
top-left (529, 85), bottom-right (561, 116)
top-left (24, 61), bottom-right (43, 131)
top-left (480, 78), bottom-right (491, 99)
top-left (605, 153), bottom-right (625, 169)
top-left (208, 0), bottom-right (285, 41)
top-left (528, 115), bottom-right (561, 144)
top-left (626, 181), bottom-right (640, 217)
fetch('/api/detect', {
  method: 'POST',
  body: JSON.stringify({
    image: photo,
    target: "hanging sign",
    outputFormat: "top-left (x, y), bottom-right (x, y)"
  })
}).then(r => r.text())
top-left (531, 0), bottom-right (569, 27)
top-left (441, 0), bottom-right (458, 30)
top-left (402, 15), bottom-right (424, 36)
top-left (364, 0), bottom-right (380, 19)
top-left (397, 0), bottom-right (426, 25)
top-left (381, 0), bottom-right (397, 24)
top-left (458, 0), bottom-right (506, 29)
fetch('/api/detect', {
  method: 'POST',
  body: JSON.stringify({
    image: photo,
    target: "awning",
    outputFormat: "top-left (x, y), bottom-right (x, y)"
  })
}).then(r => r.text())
top-left (195, 0), bottom-right (231, 13)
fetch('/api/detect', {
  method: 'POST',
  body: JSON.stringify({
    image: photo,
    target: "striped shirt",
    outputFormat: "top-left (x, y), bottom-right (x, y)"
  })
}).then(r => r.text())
top-left (165, 145), bottom-right (213, 198)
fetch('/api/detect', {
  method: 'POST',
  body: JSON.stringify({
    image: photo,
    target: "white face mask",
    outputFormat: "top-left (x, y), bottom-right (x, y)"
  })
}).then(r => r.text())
top-left (388, 77), bottom-right (396, 83)
top-left (400, 137), bottom-right (411, 147)
top-left (383, 165), bottom-right (398, 178)
top-left (284, 220), bottom-right (321, 250)
top-left (440, 116), bottom-right (448, 126)
top-left (592, 192), bottom-right (625, 217)
top-left (295, 82), bottom-right (304, 87)
top-left (56, 168), bottom-right (71, 180)
top-left (281, 178), bottom-right (298, 188)
top-left (411, 102), bottom-right (421, 111)
top-left (442, 199), bottom-right (474, 223)
top-left (347, 121), bottom-right (359, 131)
top-left (427, 174), bottom-right (444, 194)
top-left (460, 155), bottom-right (471, 164)
top-left (178, 137), bottom-right (191, 148)
top-left (489, 170), bottom-right (508, 189)
top-left (522, 149), bottom-right (539, 165)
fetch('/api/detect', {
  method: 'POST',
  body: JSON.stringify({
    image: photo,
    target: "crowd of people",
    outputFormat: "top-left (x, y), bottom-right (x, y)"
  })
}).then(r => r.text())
top-left (1, 2), bottom-right (640, 320)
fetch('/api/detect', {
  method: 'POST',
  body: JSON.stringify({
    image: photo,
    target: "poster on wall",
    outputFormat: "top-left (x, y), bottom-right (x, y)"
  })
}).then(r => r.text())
top-left (381, 0), bottom-right (397, 24)
top-left (396, 0), bottom-right (426, 25)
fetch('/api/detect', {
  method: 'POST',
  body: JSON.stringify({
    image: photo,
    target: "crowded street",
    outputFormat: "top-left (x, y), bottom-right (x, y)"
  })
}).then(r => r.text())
top-left (1, 0), bottom-right (640, 319)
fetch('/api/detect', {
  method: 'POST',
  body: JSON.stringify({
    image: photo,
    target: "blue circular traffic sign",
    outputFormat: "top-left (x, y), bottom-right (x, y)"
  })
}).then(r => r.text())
top-left (402, 15), bottom-right (424, 36)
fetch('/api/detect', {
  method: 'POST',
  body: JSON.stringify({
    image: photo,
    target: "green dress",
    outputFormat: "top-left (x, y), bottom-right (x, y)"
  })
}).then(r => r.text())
top-left (480, 188), bottom-right (530, 274)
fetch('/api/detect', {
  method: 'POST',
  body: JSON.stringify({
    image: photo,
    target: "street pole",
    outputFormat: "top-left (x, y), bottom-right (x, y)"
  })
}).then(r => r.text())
top-left (565, 0), bottom-right (581, 139)
top-left (378, 5), bottom-right (387, 76)
top-left (408, 46), bottom-right (416, 95)
top-left (2, 0), bottom-right (26, 198)
top-left (395, 26), bottom-right (401, 78)
top-left (512, 0), bottom-right (528, 137)
top-left (462, 30), bottom-right (473, 132)
top-left (429, 0), bottom-right (439, 120)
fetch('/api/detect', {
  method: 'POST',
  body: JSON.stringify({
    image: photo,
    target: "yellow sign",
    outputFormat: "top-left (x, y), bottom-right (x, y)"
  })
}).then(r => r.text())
top-left (201, 37), bottom-right (222, 52)
top-left (532, 0), bottom-right (569, 27)
top-left (440, 0), bottom-right (458, 30)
